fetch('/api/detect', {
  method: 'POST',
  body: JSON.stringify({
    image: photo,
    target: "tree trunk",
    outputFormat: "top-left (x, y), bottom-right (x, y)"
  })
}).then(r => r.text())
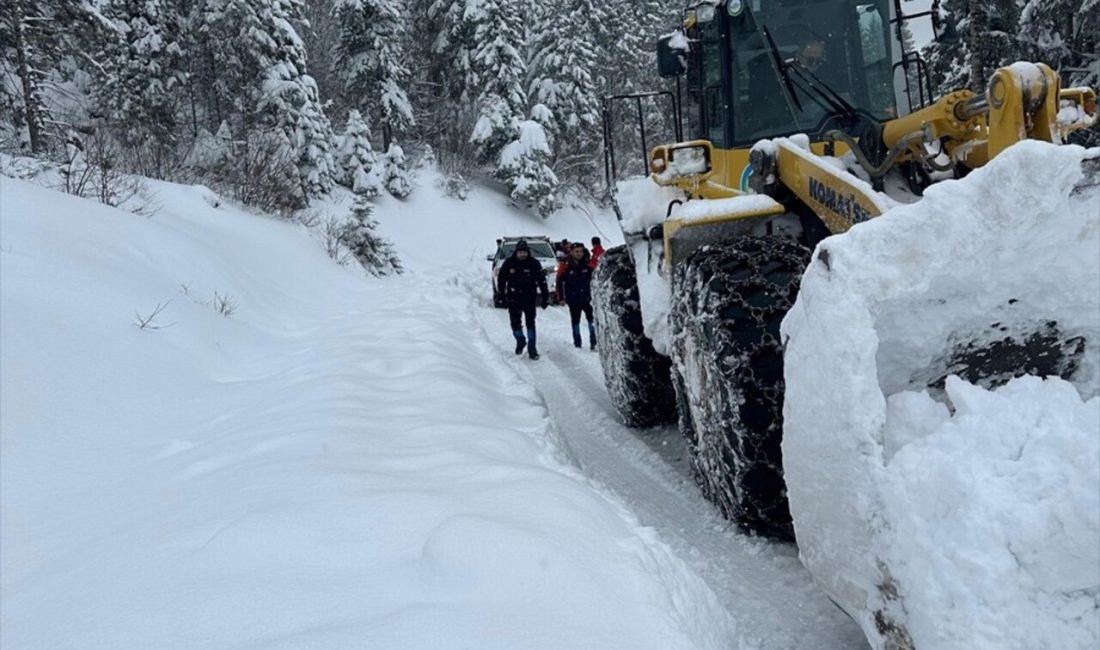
top-left (11, 0), bottom-right (45, 153)
top-left (967, 0), bottom-right (984, 92)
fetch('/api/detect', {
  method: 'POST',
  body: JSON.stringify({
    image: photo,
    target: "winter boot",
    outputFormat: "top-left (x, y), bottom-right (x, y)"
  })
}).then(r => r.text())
top-left (572, 324), bottom-right (582, 348)
top-left (527, 328), bottom-right (539, 360)
top-left (589, 322), bottom-right (597, 350)
top-left (513, 330), bottom-right (526, 355)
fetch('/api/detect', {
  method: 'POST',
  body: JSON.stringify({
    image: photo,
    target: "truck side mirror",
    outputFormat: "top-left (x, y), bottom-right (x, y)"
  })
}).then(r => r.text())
top-left (657, 34), bottom-right (687, 78)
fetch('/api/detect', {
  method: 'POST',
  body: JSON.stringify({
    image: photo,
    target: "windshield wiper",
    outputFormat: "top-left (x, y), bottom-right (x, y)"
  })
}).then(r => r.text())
top-left (761, 23), bottom-right (861, 126)
top-left (785, 63), bottom-right (859, 120)
top-left (761, 25), bottom-right (803, 113)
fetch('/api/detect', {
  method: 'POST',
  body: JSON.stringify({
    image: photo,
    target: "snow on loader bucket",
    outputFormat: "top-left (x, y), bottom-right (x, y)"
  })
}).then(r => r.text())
top-left (782, 142), bottom-right (1099, 650)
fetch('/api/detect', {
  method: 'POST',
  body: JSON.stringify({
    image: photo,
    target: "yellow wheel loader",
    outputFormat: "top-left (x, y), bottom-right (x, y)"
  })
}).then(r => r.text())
top-left (593, 0), bottom-right (1098, 541)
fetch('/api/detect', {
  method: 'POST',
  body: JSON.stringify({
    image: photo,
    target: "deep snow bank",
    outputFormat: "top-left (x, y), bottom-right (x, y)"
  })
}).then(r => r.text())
top-left (781, 141), bottom-right (1100, 649)
top-left (0, 175), bottom-right (734, 649)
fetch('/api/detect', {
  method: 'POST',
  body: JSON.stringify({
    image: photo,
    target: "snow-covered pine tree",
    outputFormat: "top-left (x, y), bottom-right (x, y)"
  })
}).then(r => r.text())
top-left (528, 0), bottom-right (600, 140)
top-left (97, 0), bottom-right (186, 176)
top-left (1019, 0), bottom-right (1099, 145)
top-left (1019, 0), bottom-right (1099, 88)
top-left (0, 0), bottom-right (111, 153)
top-left (382, 143), bottom-right (412, 198)
top-left (342, 191), bottom-right (402, 275)
top-left (424, 0), bottom-right (477, 105)
top-left (591, 0), bottom-right (670, 98)
top-left (0, 0), bottom-right (48, 152)
top-left (184, 120), bottom-right (235, 173)
top-left (336, 109), bottom-right (382, 197)
top-left (591, 0), bottom-right (680, 183)
top-left (401, 0), bottom-right (476, 170)
top-left (966, 0), bottom-right (1024, 90)
top-left (527, 0), bottom-right (601, 183)
top-left (301, 0), bottom-right (342, 117)
top-left (332, 0), bottom-right (415, 150)
top-left (198, 0), bottom-right (336, 198)
top-left (924, 0), bottom-right (1024, 94)
top-left (467, 0), bottom-right (529, 162)
top-left (292, 93), bottom-right (338, 196)
top-left (497, 118), bottom-right (559, 217)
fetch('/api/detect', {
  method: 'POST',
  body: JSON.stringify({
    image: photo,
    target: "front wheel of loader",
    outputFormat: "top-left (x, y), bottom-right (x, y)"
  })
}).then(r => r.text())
top-left (592, 245), bottom-right (677, 428)
top-left (669, 236), bottom-right (810, 540)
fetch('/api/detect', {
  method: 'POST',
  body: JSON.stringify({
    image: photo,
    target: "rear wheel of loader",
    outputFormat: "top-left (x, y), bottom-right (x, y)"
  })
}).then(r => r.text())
top-left (592, 245), bottom-right (677, 428)
top-left (670, 236), bottom-right (810, 540)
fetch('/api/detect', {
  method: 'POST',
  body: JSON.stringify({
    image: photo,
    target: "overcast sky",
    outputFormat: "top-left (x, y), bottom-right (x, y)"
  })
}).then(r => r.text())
top-left (901, 0), bottom-right (935, 47)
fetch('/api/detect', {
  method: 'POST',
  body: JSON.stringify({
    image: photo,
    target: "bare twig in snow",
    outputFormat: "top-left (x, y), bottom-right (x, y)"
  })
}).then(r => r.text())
top-left (133, 301), bottom-right (174, 330)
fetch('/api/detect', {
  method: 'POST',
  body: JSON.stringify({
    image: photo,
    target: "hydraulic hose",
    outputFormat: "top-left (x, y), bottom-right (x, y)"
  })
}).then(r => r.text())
top-left (825, 129), bottom-right (926, 179)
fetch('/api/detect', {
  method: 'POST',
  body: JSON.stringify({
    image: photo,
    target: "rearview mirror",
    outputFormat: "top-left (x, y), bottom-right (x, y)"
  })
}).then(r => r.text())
top-left (486, 254), bottom-right (495, 262)
top-left (657, 33), bottom-right (687, 78)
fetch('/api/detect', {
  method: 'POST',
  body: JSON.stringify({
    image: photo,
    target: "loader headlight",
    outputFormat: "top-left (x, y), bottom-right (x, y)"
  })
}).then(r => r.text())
top-left (651, 141), bottom-right (714, 184)
top-left (668, 144), bottom-right (711, 176)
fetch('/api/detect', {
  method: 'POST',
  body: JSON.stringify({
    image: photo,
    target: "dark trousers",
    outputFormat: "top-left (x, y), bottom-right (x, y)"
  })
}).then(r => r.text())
top-left (508, 302), bottom-right (538, 331)
top-left (568, 302), bottom-right (593, 325)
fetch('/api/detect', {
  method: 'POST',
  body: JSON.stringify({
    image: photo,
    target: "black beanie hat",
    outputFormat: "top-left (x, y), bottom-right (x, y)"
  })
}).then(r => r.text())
top-left (515, 240), bottom-right (529, 252)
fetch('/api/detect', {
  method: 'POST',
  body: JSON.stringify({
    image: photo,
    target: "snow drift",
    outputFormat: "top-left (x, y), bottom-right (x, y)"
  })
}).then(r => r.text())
top-left (0, 173), bottom-right (735, 649)
top-left (781, 141), bottom-right (1100, 649)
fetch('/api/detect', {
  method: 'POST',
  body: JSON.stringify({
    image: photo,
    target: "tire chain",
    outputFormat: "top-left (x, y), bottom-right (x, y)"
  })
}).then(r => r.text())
top-left (670, 236), bottom-right (809, 540)
top-left (592, 245), bottom-right (678, 428)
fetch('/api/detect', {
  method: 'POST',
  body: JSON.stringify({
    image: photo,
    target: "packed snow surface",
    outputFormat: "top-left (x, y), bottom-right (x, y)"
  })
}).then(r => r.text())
top-left (2, 167), bottom-right (866, 649)
top-left (782, 141), bottom-right (1100, 650)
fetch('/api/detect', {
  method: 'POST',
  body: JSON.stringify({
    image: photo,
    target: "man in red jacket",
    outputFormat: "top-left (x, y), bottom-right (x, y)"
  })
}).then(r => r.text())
top-left (589, 236), bottom-right (605, 269)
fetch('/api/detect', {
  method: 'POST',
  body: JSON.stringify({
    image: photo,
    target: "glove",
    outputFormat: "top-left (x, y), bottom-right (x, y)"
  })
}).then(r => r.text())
top-left (542, 296), bottom-right (549, 310)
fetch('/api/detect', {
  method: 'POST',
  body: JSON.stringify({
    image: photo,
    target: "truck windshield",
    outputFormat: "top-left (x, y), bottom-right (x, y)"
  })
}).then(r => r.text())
top-left (501, 241), bottom-right (556, 259)
top-left (728, 0), bottom-right (894, 145)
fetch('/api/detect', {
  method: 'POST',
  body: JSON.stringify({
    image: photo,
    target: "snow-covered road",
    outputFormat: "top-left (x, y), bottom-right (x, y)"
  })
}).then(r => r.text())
top-left (6, 154), bottom-right (1097, 650)
top-left (464, 271), bottom-right (869, 650)
top-left (3, 172), bottom-right (867, 649)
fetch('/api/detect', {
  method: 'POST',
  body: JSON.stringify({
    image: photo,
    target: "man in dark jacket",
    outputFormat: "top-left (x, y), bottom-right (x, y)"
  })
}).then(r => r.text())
top-left (498, 240), bottom-right (550, 360)
top-left (555, 243), bottom-right (597, 349)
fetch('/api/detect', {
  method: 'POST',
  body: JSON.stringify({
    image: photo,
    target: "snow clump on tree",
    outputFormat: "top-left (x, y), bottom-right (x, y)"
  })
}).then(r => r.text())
top-left (341, 193), bottom-right (402, 276)
top-left (336, 110), bottom-right (382, 197)
top-left (382, 143), bottom-right (412, 198)
top-left (497, 118), bottom-right (559, 217)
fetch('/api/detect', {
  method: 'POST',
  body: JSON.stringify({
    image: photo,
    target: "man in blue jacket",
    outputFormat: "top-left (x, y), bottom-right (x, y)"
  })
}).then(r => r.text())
top-left (556, 243), bottom-right (597, 350)
top-left (498, 240), bottom-right (550, 360)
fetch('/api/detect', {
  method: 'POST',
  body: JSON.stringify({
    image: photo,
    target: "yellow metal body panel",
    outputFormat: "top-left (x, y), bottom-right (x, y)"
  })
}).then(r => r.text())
top-left (662, 200), bottom-right (786, 268)
top-left (656, 140), bottom-right (852, 199)
top-left (634, 61), bottom-right (1095, 271)
top-left (774, 143), bottom-right (884, 233)
top-left (988, 64), bottom-right (1061, 157)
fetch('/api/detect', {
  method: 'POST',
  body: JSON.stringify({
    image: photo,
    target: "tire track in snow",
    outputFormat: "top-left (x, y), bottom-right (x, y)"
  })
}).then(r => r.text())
top-left (462, 273), bottom-right (867, 650)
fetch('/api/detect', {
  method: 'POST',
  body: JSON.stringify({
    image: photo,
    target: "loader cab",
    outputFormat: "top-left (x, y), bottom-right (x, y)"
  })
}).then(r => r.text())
top-left (677, 0), bottom-right (921, 147)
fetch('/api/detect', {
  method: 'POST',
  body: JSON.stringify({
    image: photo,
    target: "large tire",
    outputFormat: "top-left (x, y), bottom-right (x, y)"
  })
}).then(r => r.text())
top-left (669, 236), bottom-right (810, 540)
top-left (592, 245), bottom-right (677, 428)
